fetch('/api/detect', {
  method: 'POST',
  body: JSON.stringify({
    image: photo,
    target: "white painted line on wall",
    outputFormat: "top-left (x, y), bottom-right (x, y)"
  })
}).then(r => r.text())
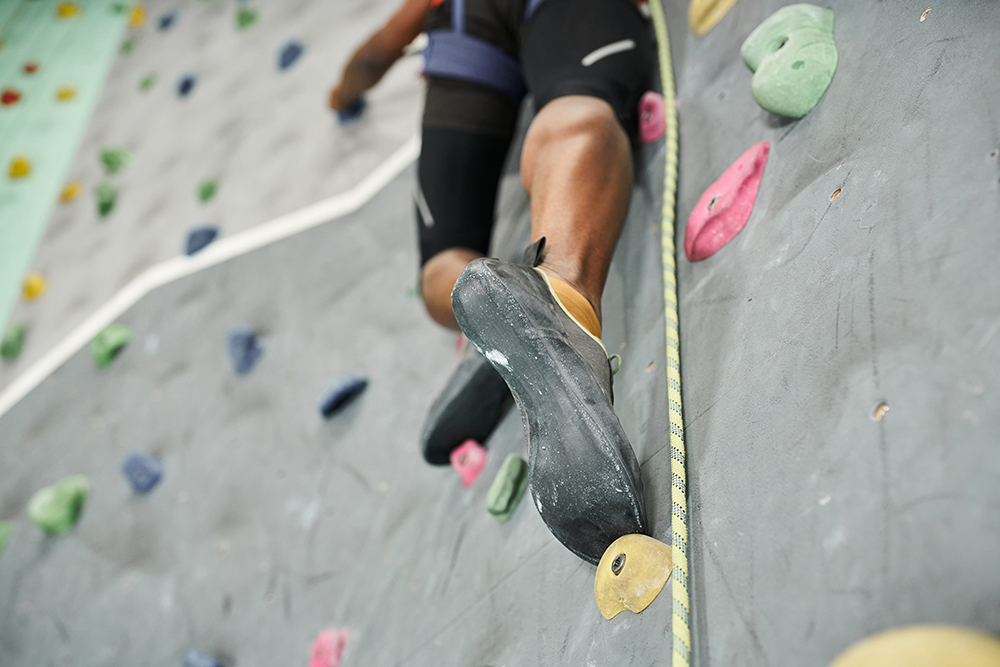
top-left (0, 135), bottom-right (421, 420)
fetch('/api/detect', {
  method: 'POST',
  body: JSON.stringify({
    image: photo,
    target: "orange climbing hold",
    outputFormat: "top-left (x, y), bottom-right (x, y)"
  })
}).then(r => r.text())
top-left (9, 156), bottom-right (31, 179)
top-left (1, 89), bottom-right (21, 106)
top-left (22, 273), bottom-right (47, 301)
top-left (24, 62), bottom-right (39, 74)
top-left (60, 180), bottom-right (82, 203)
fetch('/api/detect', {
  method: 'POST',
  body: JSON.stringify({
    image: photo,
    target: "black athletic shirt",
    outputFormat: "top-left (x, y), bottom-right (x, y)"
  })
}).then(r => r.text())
top-left (424, 0), bottom-right (529, 56)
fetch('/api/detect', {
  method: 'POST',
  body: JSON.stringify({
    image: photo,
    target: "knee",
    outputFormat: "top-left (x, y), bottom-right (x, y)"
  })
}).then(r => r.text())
top-left (522, 96), bottom-right (623, 184)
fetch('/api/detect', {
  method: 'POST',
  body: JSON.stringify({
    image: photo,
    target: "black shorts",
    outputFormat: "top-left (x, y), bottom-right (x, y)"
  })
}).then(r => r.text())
top-left (416, 0), bottom-right (655, 265)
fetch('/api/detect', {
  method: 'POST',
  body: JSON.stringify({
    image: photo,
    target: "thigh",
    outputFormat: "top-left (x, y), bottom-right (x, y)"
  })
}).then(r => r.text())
top-left (520, 0), bottom-right (655, 138)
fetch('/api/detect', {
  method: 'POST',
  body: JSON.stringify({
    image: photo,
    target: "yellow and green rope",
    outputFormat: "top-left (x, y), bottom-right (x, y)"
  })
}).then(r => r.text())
top-left (647, 1), bottom-right (691, 665)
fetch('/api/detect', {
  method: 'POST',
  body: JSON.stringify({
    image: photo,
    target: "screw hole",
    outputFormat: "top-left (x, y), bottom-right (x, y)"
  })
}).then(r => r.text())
top-left (707, 196), bottom-right (719, 210)
top-left (831, 188), bottom-right (842, 201)
top-left (773, 36), bottom-right (788, 51)
top-left (792, 60), bottom-right (805, 70)
top-left (646, 361), bottom-right (654, 372)
top-left (920, 7), bottom-right (931, 21)
top-left (872, 402), bottom-right (889, 421)
top-left (611, 553), bottom-right (626, 575)
top-left (990, 149), bottom-right (999, 159)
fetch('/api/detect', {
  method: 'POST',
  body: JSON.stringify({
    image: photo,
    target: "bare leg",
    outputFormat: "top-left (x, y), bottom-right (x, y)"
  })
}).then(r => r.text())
top-left (422, 247), bottom-right (485, 329)
top-left (520, 95), bottom-right (633, 324)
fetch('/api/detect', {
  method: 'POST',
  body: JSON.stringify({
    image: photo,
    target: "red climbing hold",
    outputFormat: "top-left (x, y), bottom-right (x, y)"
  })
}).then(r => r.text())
top-left (684, 140), bottom-right (770, 262)
top-left (24, 62), bottom-right (39, 74)
top-left (638, 91), bottom-right (666, 144)
top-left (310, 628), bottom-right (350, 667)
top-left (1, 89), bottom-right (21, 106)
top-left (451, 439), bottom-right (487, 488)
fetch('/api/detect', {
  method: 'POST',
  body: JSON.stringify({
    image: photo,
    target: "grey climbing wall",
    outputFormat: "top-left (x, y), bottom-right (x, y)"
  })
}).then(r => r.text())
top-left (2, 0), bottom-right (999, 665)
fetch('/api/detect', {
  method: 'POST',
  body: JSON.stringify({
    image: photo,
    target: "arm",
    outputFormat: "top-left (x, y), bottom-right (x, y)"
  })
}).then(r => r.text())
top-left (329, 0), bottom-right (434, 111)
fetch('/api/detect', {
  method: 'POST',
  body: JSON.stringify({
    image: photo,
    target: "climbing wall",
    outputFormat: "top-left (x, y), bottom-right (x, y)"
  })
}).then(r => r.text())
top-left (2, 0), bottom-right (1000, 665)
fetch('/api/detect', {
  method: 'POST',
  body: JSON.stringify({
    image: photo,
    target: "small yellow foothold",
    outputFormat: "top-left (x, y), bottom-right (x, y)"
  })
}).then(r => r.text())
top-left (55, 86), bottom-right (76, 101)
top-left (22, 272), bottom-right (47, 301)
top-left (129, 4), bottom-right (145, 28)
top-left (688, 0), bottom-right (740, 36)
top-left (829, 625), bottom-right (1000, 667)
top-left (9, 156), bottom-right (30, 179)
top-left (56, 2), bottom-right (79, 19)
top-left (60, 180), bottom-right (82, 203)
top-left (594, 534), bottom-right (672, 620)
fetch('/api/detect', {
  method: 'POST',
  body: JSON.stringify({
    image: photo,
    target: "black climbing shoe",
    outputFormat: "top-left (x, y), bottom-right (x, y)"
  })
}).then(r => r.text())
top-left (420, 343), bottom-right (511, 466)
top-left (451, 256), bottom-right (648, 565)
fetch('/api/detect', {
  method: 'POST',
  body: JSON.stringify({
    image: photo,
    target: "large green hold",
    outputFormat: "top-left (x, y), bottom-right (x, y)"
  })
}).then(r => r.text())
top-left (91, 323), bottom-right (131, 368)
top-left (740, 4), bottom-right (838, 119)
top-left (28, 475), bottom-right (89, 535)
top-left (100, 146), bottom-right (130, 174)
top-left (1, 324), bottom-right (25, 361)
top-left (95, 181), bottom-right (117, 217)
top-left (486, 454), bottom-right (529, 523)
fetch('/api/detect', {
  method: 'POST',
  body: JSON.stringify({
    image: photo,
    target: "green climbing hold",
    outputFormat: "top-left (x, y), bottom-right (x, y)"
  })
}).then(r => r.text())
top-left (95, 181), bottom-right (117, 217)
top-left (0, 520), bottom-right (11, 555)
top-left (236, 6), bottom-right (257, 30)
top-left (139, 73), bottom-right (157, 91)
top-left (28, 475), bottom-right (89, 535)
top-left (198, 178), bottom-right (217, 202)
top-left (1, 324), bottom-right (25, 361)
top-left (485, 454), bottom-right (529, 523)
top-left (121, 37), bottom-right (136, 54)
top-left (91, 323), bottom-right (131, 368)
top-left (740, 4), bottom-right (838, 119)
top-left (110, 2), bottom-right (127, 14)
top-left (100, 146), bottom-right (129, 174)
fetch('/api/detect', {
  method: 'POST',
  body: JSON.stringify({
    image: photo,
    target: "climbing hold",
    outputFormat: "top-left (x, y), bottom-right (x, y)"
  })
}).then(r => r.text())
top-left (121, 451), bottom-right (164, 493)
top-left (0, 520), bottom-right (11, 555)
top-left (310, 628), bottom-right (350, 667)
top-left (485, 453), bottom-right (528, 523)
top-left (157, 9), bottom-right (176, 30)
top-left (828, 625), bottom-right (1000, 667)
top-left (60, 180), bottom-right (82, 202)
top-left (24, 62), bottom-right (39, 74)
top-left (110, 2), bottom-right (128, 14)
top-left (1, 89), bottom-right (21, 105)
top-left (1, 324), bottom-right (25, 361)
top-left (28, 475), bottom-right (89, 535)
top-left (317, 374), bottom-right (369, 417)
top-left (183, 224), bottom-right (220, 255)
top-left (182, 650), bottom-right (222, 667)
top-left (225, 325), bottom-right (265, 376)
top-left (129, 4), bottom-right (145, 28)
top-left (22, 272), bottom-right (46, 301)
top-left (740, 4), bottom-right (838, 119)
top-left (121, 38), bottom-right (136, 54)
top-left (55, 86), bottom-right (76, 101)
top-left (9, 156), bottom-right (30, 179)
top-left (100, 146), bottom-right (130, 175)
top-left (450, 439), bottom-right (487, 488)
top-left (594, 533), bottom-right (672, 620)
top-left (336, 98), bottom-right (367, 127)
top-left (91, 323), bottom-right (131, 369)
top-left (236, 6), bottom-right (257, 30)
top-left (56, 2), bottom-right (80, 19)
top-left (139, 72), bottom-right (157, 91)
top-left (638, 91), bottom-right (665, 144)
top-left (684, 140), bottom-right (769, 261)
top-left (278, 40), bottom-right (305, 71)
top-left (688, 0), bottom-right (739, 36)
top-left (197, 178), bottom-right (217, 202)
top-left (176, 74), bottom-right (196, 98)
top-left (95, 181), bottom-right (117, 217)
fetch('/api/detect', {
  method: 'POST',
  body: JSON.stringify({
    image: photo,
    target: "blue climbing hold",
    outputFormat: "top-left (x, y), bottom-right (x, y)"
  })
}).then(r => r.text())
top-left (225, 325), bottom-right (265, 376)
top-left (176, 74), bottom-right (196, 98)
top-left (278, 40), bottom-right (305, 71)
top-left (183, 650), bottom-right (222, 667)
top-left (336, 98), bottom-right (367, 127)
top-left (121, 451), bottom-right (164, 494)
top-left (157, 9), bottom-right (177, 30)
top-left (184, 224), bottom-right (220, 256)
top-left (317, 374), bottom-right (369, 417)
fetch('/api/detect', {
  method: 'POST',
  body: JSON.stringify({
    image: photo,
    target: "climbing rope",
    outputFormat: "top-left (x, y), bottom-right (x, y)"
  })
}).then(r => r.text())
top-left (647, 1), bottom-right (691, 665)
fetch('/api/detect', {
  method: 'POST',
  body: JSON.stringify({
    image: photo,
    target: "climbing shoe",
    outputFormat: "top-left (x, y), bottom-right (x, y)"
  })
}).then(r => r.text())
top-left (451, 250), bottom-right (647, 565)
top-left (420, 343), bottom-right (511, 465)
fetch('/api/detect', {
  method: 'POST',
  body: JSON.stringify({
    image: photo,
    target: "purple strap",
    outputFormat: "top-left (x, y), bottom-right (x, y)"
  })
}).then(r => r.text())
top-left (424, 31), bottom-right (527, 99)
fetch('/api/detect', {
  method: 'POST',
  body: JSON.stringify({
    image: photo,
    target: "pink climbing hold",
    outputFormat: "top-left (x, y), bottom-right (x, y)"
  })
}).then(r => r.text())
top-left (638, 91), bottom-right (666, 144)
top-left (684, 140), bottom-right (770, 261)
top-left (450, 439), bottom-right (486, 488)
top-left (310, 628), bottom-right (350, 667)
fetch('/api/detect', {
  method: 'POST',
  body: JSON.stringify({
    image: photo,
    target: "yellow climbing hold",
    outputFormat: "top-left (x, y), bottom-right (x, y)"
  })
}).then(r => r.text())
top-left (688, 0), bottom-right (739, 36)
top-left (594, 534), bottom-right (672, 620)
top-left (9, 156), bottom-right (30, 179)
top-left (60, 180), bottom-right (82, 203)
top-left (129, 4), bottom-right (145, 28)
top-left (22, 272), bottom-right (47, 301)
top-left (829, 625), bottom-right (1000, 667)
top-left (56, 2), bottom-right (80, 19)
top-left (55, 86), bottom-right (76, 101)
